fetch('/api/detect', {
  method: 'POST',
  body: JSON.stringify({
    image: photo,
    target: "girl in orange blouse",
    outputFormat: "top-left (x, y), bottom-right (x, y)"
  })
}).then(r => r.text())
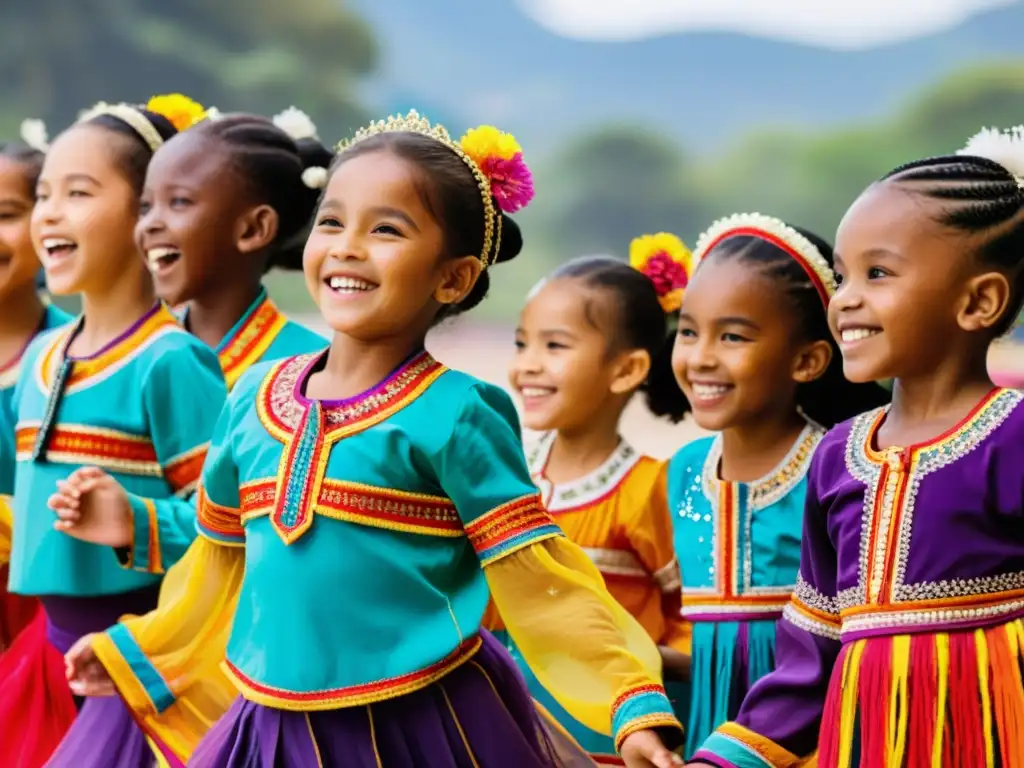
top-left (506, 241), bottom-right (694, 764)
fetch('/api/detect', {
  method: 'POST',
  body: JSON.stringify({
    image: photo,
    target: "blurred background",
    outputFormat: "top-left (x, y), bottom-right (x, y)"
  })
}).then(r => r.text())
top-left (5, 0), bottom-right (1023, 454)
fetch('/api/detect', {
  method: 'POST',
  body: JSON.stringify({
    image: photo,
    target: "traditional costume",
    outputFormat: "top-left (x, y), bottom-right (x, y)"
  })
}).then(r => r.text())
top-left (693, 388), bottom-right (1024, 767)
top-left (500, 432), bottom-right (690, 764)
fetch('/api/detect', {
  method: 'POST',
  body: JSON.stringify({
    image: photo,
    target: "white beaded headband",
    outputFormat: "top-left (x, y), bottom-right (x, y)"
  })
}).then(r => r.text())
top-left (693, 212), bottom-right (836, 306)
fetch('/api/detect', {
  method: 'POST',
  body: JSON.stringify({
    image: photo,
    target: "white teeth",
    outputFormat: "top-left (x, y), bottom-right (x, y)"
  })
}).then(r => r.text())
top-left (691, 383), bottom-right (730, 398)
top-left (521, 387), bottom-right (554, 398)
top-left (42, 237), bottom-right (75, 251)
top-left (841, 328), bottom-right (879, 342)
top-left (146, 248), bottom-right (181, 268)
top-left (328, 276), bottom-right (374, 291)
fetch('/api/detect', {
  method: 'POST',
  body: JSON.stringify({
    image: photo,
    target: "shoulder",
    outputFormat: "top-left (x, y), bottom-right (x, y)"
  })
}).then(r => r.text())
top-left (43, 304), bottom-right (73, 330)
top-left (426, 369), bottom-right (516, 417)
top-left (232, 358), bottom-right (281, 405)
top-left (668, 435), bottom-right (715, 474)
top-left (142, 325), bottom-right (222, 377)
top-left (22, 324), bottom-right (65, 367)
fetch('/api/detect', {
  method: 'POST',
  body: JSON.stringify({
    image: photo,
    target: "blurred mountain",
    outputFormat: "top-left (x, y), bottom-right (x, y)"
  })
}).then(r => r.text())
top-left (347, 0), bottom-right (1024, 151)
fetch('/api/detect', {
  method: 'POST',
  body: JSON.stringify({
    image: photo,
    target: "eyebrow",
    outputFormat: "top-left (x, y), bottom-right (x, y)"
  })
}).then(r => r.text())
top-left (66, 173), bottom-right (101, 186)
top-left (370, 205), bottom-right (419, 233)
top-left (679, 312), bottom-right (760, 330)
top-left (834, 247), bottom-right (905, 266)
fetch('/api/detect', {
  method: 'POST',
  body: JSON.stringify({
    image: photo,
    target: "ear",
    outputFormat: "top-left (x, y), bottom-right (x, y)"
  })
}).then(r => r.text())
top-left (609, 349), bottom-right (651, 395)
top-left (958, 271), bottom-right (1011, 332)
top-left (236, 204), bottom-right (280, 255)
top-left (792, 339), bottom-right (832, 384)
top-left (434, 255), bottom-right (484, 306)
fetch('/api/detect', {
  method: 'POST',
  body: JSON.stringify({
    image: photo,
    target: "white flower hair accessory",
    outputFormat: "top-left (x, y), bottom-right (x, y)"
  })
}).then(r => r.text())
top-left (20, 119), bottom-right (49, 152)
top-left (273, 107), bottom-right (318, 141)
top-left (958, 125), bottom-right (1024, 189)
top-left (301, 166), bottom-right (328, 190)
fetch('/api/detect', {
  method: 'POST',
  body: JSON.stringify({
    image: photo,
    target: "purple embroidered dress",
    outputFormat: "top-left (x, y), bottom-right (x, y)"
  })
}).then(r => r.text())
top-left (694, 387), bottom-right (1024, 768)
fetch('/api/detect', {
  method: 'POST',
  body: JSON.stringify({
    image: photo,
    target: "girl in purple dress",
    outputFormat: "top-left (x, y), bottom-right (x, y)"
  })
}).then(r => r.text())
top-left (689, 125), bottom-right (1024, 768)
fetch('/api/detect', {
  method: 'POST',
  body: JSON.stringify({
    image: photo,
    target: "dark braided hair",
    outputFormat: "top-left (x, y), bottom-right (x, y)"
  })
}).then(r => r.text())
top-left (550, 255), bottom-right (688, 422)
top-left (671, 227), bottom-right (891, 428)
top-left (191, 115), bottom-right (334, 272)
top-left (0, 141), bottom-right (45, 191)
top-left (881, 152), bottom-right (1024, 335)
top-left (82, 109), bottom-right (179, 195)
top-left (331, 132), bottom-right (522, 323)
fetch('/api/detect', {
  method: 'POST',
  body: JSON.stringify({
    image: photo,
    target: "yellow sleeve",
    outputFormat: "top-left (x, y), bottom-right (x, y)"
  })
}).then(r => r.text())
top-left (623, 462), bottom-right (690, 654)
top-left (91, 536), bottom-right (243, 760)
top-left (0, 495), bottom-right (11, 564)
top-left (487, 536), bottom-right (684, 752)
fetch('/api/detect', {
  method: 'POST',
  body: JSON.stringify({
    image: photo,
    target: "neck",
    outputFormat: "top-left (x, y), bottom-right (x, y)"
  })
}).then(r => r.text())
top-left (0, 286), bottom-right (45, 340)
top-left (544, 407), bottom-right (623, 483)
top-left (887, 348), bottom-right (994, 432)
top-left (78, 268), bottom-right (155, 351)
top-left (187, 279), bottom-right (264, 351)
top-left (719, 407), bottom-right (807, 483)
top-left (314, 331), bottom-right (427, 400)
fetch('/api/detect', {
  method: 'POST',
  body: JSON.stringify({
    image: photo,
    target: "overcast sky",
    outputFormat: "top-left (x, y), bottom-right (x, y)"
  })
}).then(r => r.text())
top-left (516, 0), bottom-right (1018, 49)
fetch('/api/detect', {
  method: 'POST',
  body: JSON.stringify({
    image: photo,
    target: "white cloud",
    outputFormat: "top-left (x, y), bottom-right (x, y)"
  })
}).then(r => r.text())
top-left (516, 0), bottom-right (1017, 49)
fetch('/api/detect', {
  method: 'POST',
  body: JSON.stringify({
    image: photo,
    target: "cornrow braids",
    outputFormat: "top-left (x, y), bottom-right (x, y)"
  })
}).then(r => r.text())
top-left (882, 154), bottom-right (1024, 334)
top-left (0, 142), bottom-right (45, 189)
top-left (195, 115), bottom-right (333, 271)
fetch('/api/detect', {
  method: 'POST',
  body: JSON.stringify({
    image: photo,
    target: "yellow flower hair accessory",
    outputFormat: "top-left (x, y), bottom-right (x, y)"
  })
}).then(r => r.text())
top-left (337, 110), bottom-right (534, 267)
top-left (630, 232), bottom-right (693, 313)
top-left (145, 94), bottom-right (207, 132)
top-left (459, 125), bottom-right (535, 213)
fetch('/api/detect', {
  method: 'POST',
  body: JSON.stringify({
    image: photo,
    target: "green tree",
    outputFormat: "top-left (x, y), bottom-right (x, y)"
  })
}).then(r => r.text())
top-left (0, 0), bottom-right (376, 140)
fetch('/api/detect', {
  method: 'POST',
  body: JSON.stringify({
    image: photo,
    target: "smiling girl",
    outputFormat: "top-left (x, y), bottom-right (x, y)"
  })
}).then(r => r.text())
top-left (0, 96), bottom-right (227, 768)
top-left (0, 120), bottom-right (71, 654)
top-left (689, 128), bottom-right (1024, 768)
top-left (63, 111), bottom-right (684, 767)
top-left (665, 214), bottom-right (889, 757)
top-left (505, 245), bottom-right (694, 763)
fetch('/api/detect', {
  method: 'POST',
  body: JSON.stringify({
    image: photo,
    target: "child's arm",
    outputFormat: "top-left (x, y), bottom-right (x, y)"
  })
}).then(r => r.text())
top-left (51, 343), bottom-right (227, 571)
top-left (438, 383), bottom-right (685, 762)
top-left (690, 461), bottom-right (841, 768)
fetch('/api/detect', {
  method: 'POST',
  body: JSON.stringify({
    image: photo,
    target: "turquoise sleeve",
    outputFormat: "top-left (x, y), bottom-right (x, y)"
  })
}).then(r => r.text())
top-left (124, 342), bottom-right (228, 572)
top-left (434, 382), bottom-right (562, 566)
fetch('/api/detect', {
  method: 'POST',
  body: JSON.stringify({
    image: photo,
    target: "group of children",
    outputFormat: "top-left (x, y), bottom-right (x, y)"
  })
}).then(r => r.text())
top-left (0, 91), bottom-right (1021, 768)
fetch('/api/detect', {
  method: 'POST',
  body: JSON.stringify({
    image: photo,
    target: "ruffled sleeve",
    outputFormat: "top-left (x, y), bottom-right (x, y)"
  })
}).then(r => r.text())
top-left (90, 384), bottom-right (248, 761)
top-left (435, 381), bottom-right (684, 751)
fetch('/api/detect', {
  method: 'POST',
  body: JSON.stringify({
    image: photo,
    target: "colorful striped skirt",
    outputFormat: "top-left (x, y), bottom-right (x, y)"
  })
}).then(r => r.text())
top-left (819, 619), bottom-right (1024, 767)
top-left (0, 586), bottom-right (161, 768)
top-left (191, 631), bottom-right (564, 767)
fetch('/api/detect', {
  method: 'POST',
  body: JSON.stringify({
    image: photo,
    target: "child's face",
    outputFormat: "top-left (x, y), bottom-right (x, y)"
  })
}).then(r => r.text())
top-left (672, 256), bottom-right (807, 432)
top-left (136, 132), bottom-right (255, 307)
top-left (509, 278), bottom-right (627, 432)
top-left (0, 156), bottom-right (41, 303)
top-left (31, 125), bottom-right (142, 296)
top-left (303, 150), bottom-right (478, 341)
top-left (830, 182), bottom-right (973, 383)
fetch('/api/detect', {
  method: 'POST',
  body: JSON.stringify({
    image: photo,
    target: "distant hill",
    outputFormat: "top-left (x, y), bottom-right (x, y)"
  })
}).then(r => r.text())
top-left (347, 0), bottom-right (1024, 152)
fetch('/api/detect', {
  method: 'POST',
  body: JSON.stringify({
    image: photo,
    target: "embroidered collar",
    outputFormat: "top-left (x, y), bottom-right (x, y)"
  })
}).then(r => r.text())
top-left (35, 303), bottom-right (179, 395)
top-left (528, 432), bottom-right (641, 513)
top-left (701, 421), bottom-right (825, 511)
top-left (257, 348), bottom-right (447, 443)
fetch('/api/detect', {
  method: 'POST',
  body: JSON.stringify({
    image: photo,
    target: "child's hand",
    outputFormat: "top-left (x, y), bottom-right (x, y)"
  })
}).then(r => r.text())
top-left (65, 632), bottom-right (116, 697)
top-left (620, 730), bottom-right (685, 767)
top-left (48, 467), bottom-right (132, 548)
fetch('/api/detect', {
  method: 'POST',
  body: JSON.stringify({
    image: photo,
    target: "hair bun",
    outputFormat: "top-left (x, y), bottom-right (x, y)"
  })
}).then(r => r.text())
top-left (493, 213), bottom-right (522, 264)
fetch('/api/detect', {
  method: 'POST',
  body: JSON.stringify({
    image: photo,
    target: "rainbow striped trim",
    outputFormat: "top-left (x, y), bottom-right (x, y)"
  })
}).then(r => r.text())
top-left (224, 635), bottom-right (482, 710)
top-left (240, 478), bottom-right (463, 537)
top-left (196, 486), bottom-right (244, 546)
top-left (162, 443), bottom-right (207, 496)
top-left (217, 295), bottom-right (288, 390)
top-left (694, 723), bottom-right (801, 768)
top-left (125, 496), bottom-right (164, 573)
top-left (464, 493), bottom-right (562, 566)
top-left (611, 683), bottom-right (681, 752)
top-left (15, 423), bottom-right (162, 476)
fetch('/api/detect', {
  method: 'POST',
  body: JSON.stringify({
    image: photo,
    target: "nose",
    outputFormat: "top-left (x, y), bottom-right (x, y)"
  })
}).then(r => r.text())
top-left (690, 335), bottom-right (718, 371)
top-left (830, 277), bottom-right (863, 315)
top-left (33, 196), bottom-right (60, 225)
top-left (513, 342), bottom-right (543, 374)
top-left (326, 228), bottom-right (367, 263)
top-left (137, 203), bottom-right (164, 237)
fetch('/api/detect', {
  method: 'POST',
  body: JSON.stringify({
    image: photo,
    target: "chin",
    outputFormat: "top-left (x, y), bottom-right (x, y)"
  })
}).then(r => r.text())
top-left (689, 407), bottom-right (737, 433)
top-left (44, 274), bottom-right (83, 296)
top-left (841, 359), bottom-right (890, 384)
